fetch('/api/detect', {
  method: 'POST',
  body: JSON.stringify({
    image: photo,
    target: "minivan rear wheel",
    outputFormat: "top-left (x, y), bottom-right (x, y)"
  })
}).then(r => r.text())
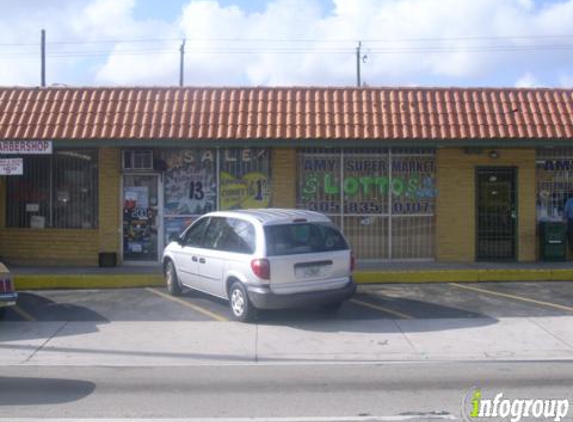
top-left (229, 281), bottom-right (255, 322)
top-left (165, 260), bottom-right (182, 297)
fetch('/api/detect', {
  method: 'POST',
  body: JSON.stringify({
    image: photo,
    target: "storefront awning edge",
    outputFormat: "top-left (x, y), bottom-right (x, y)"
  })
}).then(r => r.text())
top-left (47, 138), bottom-right (573, 149)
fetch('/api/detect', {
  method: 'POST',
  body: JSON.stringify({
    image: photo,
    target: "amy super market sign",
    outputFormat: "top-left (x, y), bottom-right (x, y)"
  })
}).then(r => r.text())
top-left (0, 140), bottom-right (52, 154)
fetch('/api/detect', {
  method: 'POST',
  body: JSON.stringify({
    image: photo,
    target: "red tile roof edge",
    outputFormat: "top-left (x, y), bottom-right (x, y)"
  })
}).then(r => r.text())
top-left (0, 86), bottom-right (572, 141)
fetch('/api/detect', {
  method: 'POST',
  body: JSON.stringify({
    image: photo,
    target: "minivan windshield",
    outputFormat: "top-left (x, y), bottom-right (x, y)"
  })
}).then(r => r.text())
top-left (264, 222), bottom-right (349, 256)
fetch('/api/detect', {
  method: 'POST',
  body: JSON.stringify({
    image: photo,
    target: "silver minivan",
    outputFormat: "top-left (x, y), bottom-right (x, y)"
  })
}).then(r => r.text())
top-left (162, 209), bottom-right (355, 321)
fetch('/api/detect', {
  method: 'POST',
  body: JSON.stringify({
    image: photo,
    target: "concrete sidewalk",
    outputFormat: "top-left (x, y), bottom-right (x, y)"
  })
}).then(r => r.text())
top-left (2, 316), bottom-right (573, 365)
top-left (8, 260), bottom-right (573, 290)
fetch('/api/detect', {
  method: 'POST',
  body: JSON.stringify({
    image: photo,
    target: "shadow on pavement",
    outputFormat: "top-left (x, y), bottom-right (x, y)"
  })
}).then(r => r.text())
top-left (0, 376), bottom-right (95, 405)
top-left (255, 294), bottom-right (498, 333)
top-left (15, 292), bottom-right (109, 323)
top-left (0, 293), bottom-right (107, 342)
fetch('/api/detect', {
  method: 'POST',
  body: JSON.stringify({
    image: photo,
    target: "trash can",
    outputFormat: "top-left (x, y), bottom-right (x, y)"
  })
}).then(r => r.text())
top-left (98, 252), bottom-right (117, 267)
top-left (540, 221), bottom-right (567, 261)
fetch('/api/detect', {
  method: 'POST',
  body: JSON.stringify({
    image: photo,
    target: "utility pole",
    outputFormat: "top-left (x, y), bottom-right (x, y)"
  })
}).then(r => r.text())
top-left (356, 40), bottom-right (361, 87)
top-left (41, 29), bottom-right (46, 87)
top-left (179, 39), bottom-right (186, 87)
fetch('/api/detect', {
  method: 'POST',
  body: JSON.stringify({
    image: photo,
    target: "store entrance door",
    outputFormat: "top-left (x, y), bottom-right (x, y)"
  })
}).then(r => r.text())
top-left (122, 174), bottom-right (161, 263)
top-left (476, 167), bottom-right (517, 261)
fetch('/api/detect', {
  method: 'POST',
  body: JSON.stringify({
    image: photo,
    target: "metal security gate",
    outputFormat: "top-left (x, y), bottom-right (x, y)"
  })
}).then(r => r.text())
top-left (297, 148), bottom-right (437, 260)
top-left (476, 167), bottom-right (517, 261)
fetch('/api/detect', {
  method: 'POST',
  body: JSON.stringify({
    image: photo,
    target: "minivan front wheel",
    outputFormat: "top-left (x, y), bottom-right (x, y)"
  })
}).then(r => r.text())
top-left (229, 281), bottom-right (255, 322)
top-left (165, 260), bottom-right (182, 296)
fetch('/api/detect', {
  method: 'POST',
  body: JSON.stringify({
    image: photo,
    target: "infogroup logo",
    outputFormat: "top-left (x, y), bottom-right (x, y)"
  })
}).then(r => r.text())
top-left (462, 388), bottom-right (570, 422)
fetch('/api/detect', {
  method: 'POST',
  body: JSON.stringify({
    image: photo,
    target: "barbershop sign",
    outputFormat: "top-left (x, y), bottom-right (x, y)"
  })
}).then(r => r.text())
top-left (0, 141), bottom-right (52, 154)
top-left (0, 158), bottom-right (23, 175)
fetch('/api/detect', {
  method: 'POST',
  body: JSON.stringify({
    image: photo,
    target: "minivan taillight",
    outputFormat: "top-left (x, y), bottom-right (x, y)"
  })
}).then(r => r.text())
top-left (251, 259), bottom-right (271, 280)
top-left (350, 251), bottom-right (355, 272)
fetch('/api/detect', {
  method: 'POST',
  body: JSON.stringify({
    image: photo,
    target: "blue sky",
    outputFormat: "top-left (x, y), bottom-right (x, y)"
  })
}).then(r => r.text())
top-left (1, 0), bottom-right (573, 88)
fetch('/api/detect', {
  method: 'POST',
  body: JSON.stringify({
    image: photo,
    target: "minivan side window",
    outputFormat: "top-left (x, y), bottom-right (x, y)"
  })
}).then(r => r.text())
top-left (201, 217), bottom-right (226, 250)
top-left (223, 218), bottom-right (256, 254)
top-left (202, 217), bottom-right (255, 254)
top-left (182, 217), bottom-right (209, 247)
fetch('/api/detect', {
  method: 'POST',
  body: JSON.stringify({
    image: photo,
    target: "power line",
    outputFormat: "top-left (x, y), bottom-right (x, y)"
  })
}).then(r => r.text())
top-left (4, 33), bottom-right (573, 47)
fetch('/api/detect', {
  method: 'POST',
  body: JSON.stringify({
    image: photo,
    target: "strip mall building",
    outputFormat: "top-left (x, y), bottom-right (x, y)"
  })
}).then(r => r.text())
top-left (0, 86), bottom-right (572, 266)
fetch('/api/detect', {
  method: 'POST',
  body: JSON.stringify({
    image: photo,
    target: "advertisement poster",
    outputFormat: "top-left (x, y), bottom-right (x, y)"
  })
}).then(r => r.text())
top-left (0, 158), bottom-right (23, 175)
top-left (164, 217), bottom-right (195, 245)
top-left (219, 148), bottom-right (271, 210)
top-left (162, 149), bottom-right (217, 215)
top-left (298, 152), bottom-right (436, 215)
top-left (536, 157), bottom-right (573, 221)
top-left (123, 185), bottom-right (154, 258)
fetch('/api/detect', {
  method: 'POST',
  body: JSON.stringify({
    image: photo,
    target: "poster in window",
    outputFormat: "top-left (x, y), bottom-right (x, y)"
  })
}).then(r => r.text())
top-left (536, 154), bottom-right (573, 221)
top-left (123, 186), bottom-right (151, 255)
top-left (162, 149), bottom-right (217, 215)
top-left (164, 216), bottom-right (195, 245)
top-left (220, 148), bottom-right (271, 210)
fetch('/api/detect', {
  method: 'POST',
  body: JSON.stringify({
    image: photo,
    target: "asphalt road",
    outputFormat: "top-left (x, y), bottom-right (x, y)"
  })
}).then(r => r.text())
top-left (2, 282), bottom-right (573, 421)
top-left (1, 362), bottom-right (572, 420)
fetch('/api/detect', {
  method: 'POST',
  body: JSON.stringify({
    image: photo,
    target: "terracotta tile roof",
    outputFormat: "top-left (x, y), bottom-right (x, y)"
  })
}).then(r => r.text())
top-left (1, 86), bottom-right (573, 141)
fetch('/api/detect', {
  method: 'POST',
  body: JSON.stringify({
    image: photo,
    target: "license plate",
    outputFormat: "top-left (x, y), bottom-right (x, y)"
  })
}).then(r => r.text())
top-left (296, 266), bottom-right (326, 279)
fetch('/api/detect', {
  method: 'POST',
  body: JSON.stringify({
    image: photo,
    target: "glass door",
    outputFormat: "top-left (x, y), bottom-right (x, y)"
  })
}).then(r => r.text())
top-left (476, 167), bottom-right (517, 261)
top-left (123, 174), bottom-right (160, 262)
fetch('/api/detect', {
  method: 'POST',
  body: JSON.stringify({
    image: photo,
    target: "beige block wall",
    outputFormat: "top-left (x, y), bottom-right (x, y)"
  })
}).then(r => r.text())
top-left (0, 147), bottom-right (122, 266)
top-left (271, 148), bottom-right (297, 208)
top-left (436, 148), bottom-right (536, 262)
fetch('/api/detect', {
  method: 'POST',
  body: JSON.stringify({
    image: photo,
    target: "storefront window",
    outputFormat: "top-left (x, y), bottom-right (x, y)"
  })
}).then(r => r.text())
top-left (6, 150), bottom-right (98, 229)
top-left (536, 149), bottom-right (573, 221)
top-left (160, 148), bottom-right (271, 245)
top-left (219, 148), bottom-right (271, 210)
top-left (161, 148), bottom-right (217, 244)
top-left (297, 148), bottom-right (436, 260)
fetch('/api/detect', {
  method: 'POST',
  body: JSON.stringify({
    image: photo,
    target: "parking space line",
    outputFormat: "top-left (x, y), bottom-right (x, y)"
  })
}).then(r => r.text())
top-left (145, 288), bottom-right (229, 322)
top-left (12, 305), bottom-right (36, 322)
top-left (451, 283), bottom-right (573, 313)
top-left (350, 299), bottom-right (413, 319)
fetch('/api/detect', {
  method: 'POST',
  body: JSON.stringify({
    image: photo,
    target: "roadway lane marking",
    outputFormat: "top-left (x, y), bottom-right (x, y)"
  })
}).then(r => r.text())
top-left (0, 415), bottom-right (457, 421)
top-left (451, 283), bottom-right (573, 313)
top-left (351, 299), bottom-right (413, 320)
top-left (145, 288), bottom-right (229, 322)
top-left (12, 305), bottom-right (36, 322)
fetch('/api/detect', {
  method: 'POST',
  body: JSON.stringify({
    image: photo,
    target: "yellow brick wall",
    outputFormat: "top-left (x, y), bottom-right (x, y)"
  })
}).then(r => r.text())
top-left (0, 229), bottom-right (99, 266)
top-left (98, 148), bottom-right (121, 259)
top-left (271, 148), bottom-right (297, 208)
top-left (436, 148), bottom-right (536, 262)
top-left (0, 148), bottom-right (122, 266)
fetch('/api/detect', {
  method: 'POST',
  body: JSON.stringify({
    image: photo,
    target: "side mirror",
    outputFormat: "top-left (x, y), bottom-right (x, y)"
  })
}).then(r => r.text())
top-left (169, 233), bottom-right (183, 244)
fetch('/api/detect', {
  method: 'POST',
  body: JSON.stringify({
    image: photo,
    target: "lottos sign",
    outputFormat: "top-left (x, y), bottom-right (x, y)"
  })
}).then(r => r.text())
top-left (0, 141), bottom-right (52, 154)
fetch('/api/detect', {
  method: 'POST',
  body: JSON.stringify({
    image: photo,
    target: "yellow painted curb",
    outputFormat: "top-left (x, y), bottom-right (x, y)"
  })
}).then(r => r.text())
top-left (14, 274), bottom-right (164, 290)
top-left (477, 269), bottom-right (552, 282)
top-left (11, 268), bottom-right (573, 290)
top-left (549, 269), bottom-right (573, 281)
top-left (354, 270), bottom-right (478, 283)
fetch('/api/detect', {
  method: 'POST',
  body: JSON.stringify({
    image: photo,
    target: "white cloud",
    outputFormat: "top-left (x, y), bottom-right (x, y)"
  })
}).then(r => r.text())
top-left (516, 72), bottom-right (541, 87)
top-left (3, 0), bottom-right (573, 87)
